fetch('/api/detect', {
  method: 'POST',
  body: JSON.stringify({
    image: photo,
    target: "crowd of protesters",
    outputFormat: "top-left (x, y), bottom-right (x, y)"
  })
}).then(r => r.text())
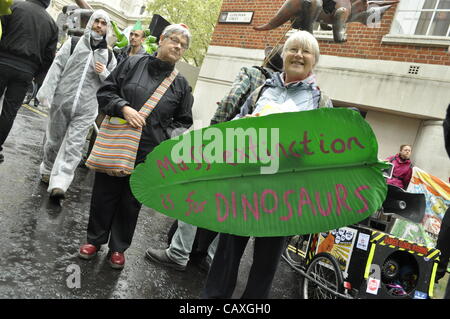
top-left (0, 0), bottom-right (449, 299)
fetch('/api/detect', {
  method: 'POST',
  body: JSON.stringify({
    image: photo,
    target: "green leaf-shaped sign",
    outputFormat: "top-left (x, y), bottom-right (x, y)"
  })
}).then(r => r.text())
top-left (130, 108), bottom-right (388, 236)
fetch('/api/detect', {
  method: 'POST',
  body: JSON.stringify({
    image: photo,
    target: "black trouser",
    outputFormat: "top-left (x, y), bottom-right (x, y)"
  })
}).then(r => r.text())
top-left (193, 228), bottom-right (218, 260)
top-left (202, 233), bottom-right (286, 299)
top-left (167, 221), bottom-right (218, 262)
top-left (86, 172), bottom-right (142, 253)
top-left (188, 227), bottom-right (218, 264)
top-left (0, 64), bottom-right (34, 152)
top-left (436, 207), bottom-right (450, 296)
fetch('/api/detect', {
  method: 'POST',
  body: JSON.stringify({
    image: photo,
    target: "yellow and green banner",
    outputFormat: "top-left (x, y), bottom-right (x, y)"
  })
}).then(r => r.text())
top-left (391, 167), bottom-right (450, 248)
top-left (0, 0), bottom-right (13, 39)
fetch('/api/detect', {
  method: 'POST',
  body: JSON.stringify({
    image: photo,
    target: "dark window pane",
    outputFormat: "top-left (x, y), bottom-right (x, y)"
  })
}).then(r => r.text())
top-left (423, 0), bottom-right (438, 9)
top-left (414, 11), bottom-right (433, 35)
top-left (429, 11), bottom-right (450, 35)
top-left (438, 0), bottom-right (450, 9)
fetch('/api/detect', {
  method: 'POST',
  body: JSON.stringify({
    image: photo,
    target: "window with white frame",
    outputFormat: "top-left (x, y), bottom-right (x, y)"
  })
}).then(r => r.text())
top-left (391, 0), bottom-right (450, 37)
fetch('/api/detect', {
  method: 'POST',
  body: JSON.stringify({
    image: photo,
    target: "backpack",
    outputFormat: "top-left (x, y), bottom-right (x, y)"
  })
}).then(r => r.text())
top-left (253, 66), bottom-right (272, 80)
top-left (70, 36), bottom-right (113, 66)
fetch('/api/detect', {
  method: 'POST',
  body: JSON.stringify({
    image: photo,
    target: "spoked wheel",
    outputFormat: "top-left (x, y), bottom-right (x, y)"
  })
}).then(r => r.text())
top-left (283, 235), bottom-right (308, 268)
top-left (302, 252), bottom-right (344, 299)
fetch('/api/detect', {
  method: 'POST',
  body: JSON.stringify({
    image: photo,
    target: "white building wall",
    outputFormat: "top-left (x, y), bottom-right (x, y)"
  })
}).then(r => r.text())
top-left (364, 111), bottom-right (421, 159)
top-left (413, 121), bottom-right (450, 181)
top-left (315, 55), bottom-right (449, 119)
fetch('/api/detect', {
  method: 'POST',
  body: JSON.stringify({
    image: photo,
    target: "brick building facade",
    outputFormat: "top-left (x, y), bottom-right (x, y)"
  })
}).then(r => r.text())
top-left (192, 0), bottom-right (450, 180)
top-left (211, 0), bottom-right (450, 65)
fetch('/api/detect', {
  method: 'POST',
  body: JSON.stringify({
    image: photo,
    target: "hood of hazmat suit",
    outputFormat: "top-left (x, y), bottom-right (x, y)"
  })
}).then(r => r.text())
top-left (37, 9), bottom-right (117, 113)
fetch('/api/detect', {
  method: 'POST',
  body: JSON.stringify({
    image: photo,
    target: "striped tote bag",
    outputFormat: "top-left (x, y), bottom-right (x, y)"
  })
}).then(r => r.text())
top-left (86, 69), bottom-right (178, 176)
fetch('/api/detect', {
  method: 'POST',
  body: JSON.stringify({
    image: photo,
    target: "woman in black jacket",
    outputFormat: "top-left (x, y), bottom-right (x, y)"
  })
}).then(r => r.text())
top-left (78, 24), bottom-right (193, 269)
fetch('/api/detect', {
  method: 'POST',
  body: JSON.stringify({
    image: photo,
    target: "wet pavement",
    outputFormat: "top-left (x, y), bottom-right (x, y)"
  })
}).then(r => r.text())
top-left (0, 105), bottom-right (301, 299)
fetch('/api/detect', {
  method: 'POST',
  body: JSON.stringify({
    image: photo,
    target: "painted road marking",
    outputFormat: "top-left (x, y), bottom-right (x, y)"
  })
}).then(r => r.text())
top-left (22, 104), bottom-right (48, 118)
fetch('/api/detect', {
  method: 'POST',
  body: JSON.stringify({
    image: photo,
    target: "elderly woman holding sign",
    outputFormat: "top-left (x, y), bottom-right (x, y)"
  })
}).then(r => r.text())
top-left (202, 30), bottom-right (333, 298)
top-left (78, 24), bottom-right (194, 269)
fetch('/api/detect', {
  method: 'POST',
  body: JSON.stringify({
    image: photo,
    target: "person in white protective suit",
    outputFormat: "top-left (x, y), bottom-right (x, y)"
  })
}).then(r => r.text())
top-left (37, 10), bottom-right (117, 200)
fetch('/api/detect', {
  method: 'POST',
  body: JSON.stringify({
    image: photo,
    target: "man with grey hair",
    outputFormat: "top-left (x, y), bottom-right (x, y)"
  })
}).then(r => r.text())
top-left (78, 23), bottom-right (193, 270)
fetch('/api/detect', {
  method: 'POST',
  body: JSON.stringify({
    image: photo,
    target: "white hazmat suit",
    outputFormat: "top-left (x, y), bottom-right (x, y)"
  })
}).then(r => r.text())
top-left (37, 10), bottom-right (117, 195)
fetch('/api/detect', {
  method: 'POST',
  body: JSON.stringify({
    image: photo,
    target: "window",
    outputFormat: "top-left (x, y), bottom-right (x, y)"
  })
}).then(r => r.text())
top-left (311, 22), bottom-right (334, 41)
top-left (120, 0), bottom-right (133, 14)
top-left (140, 5), bottom-right (146, 16)
top-left (391, 0), bottom-right (450, 37)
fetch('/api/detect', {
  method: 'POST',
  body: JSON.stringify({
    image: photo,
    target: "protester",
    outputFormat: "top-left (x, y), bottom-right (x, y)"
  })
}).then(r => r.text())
top-left (202, 30), bottom-right (333, 299)
top-left (436, 207), bottom-right (450, 291)
top-left (435, 104), bottom-right (450, 299)
top-left (386, 145), bottom-right (413, 190)
top-left (78, 24), bottom-right (194, 270)
top-left (444, 104), bottom-right (450, 158)
top-left (37, 10), bottom-right (117, 200)
top-left (114, 20), bottom-right (147, 65)
top-left (0, 0), bottom-right (58, 164)
top-left (144, 45), bottom-right (283, 272)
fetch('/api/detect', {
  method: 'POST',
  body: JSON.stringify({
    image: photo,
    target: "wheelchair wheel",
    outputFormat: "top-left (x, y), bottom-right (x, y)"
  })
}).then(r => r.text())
top-left (301, 252), bottom-right (344, 299)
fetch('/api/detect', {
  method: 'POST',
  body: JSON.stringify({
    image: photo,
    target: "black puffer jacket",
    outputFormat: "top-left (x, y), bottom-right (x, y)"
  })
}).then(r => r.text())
top-left (444, 104), bottom-right (450, 158)
top-left (0, 0), bottom-right (58, 77)
top-left (97, 54), bottom-right (194, 164)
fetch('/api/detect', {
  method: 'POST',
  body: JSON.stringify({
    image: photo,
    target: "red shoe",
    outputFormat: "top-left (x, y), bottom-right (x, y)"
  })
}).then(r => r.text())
top-left (109, 252), bottom-right (125, 270)
top-left (78, 244), bottom-right (98, 260)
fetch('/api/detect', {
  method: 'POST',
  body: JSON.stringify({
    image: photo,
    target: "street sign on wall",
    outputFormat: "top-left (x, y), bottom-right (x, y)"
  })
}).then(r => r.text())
top-left (218, 11), bottom-right (254, 24)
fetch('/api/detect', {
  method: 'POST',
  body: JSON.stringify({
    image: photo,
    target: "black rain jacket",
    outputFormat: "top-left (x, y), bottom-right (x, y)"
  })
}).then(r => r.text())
top-left (97, 54), bottom-right (194, 164)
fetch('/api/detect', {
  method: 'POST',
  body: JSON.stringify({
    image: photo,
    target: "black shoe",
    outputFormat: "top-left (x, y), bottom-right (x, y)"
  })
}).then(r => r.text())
top-left (0, 153), bottom-right (4, 163)
top-left (189, 254), bottom-right (211, 273)
top-left (145, 248), bottom-right (186, 271)
top-left (196, 257), bottom-right (211, 273)
top-left (50, 188), bottom-right (65, 200)
top-left (41, 174), bottom-right (50, 184)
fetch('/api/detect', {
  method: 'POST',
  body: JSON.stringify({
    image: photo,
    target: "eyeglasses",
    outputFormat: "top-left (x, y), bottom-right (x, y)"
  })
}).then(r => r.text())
top-left (167, 36), bottom-right (188, 50)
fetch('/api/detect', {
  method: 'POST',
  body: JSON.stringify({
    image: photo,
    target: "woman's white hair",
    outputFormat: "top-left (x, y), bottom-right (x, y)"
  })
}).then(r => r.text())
top-left (282, 30), bottom-right (320, 65)
top-left (161, 24), bottom-right (192, 49)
